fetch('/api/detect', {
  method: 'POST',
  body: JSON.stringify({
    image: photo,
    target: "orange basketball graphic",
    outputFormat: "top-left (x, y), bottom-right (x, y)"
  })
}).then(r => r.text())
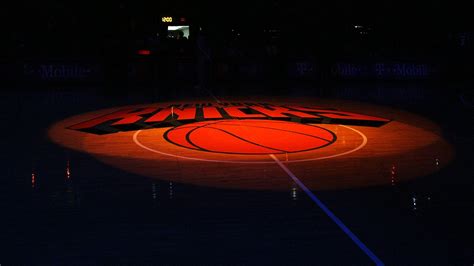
top-left (164, 119), bottom-right (336, 154)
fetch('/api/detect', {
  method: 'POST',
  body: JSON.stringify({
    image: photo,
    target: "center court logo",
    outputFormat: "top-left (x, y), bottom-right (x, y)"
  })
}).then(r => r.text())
top-left (68, 102), bottom-right (390, 155)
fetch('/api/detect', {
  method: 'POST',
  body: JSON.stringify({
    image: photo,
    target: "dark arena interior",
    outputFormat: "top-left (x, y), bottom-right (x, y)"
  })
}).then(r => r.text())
top-left (2, 0), bottom-right (473, 265)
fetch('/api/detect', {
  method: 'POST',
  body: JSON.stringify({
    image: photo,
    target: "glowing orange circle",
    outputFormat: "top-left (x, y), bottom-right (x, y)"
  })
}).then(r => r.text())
top-left (164, 120), bottom-right (336, 155)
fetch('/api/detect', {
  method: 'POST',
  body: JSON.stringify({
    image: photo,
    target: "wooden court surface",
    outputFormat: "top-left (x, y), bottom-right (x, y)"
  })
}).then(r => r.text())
top-left (48, 97), bottom-right (454, 190)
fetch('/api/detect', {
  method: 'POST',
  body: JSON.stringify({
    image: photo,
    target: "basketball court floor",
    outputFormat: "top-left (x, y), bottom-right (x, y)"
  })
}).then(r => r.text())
top-left (1, 84), bottom-right (472, 264)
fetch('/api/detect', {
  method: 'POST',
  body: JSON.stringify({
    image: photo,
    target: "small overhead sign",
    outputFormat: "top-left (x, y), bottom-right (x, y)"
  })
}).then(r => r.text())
top-left (161, 16), bottom-right (173, 23)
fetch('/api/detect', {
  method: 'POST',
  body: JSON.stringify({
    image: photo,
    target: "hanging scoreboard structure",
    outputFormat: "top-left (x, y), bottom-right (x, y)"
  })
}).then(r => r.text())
top-left (159, 15), bottom-right (191, 39)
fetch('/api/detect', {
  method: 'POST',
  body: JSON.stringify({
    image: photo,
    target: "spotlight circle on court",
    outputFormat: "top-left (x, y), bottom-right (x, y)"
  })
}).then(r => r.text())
top-left (48, 97), bottom-right (455, 190)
